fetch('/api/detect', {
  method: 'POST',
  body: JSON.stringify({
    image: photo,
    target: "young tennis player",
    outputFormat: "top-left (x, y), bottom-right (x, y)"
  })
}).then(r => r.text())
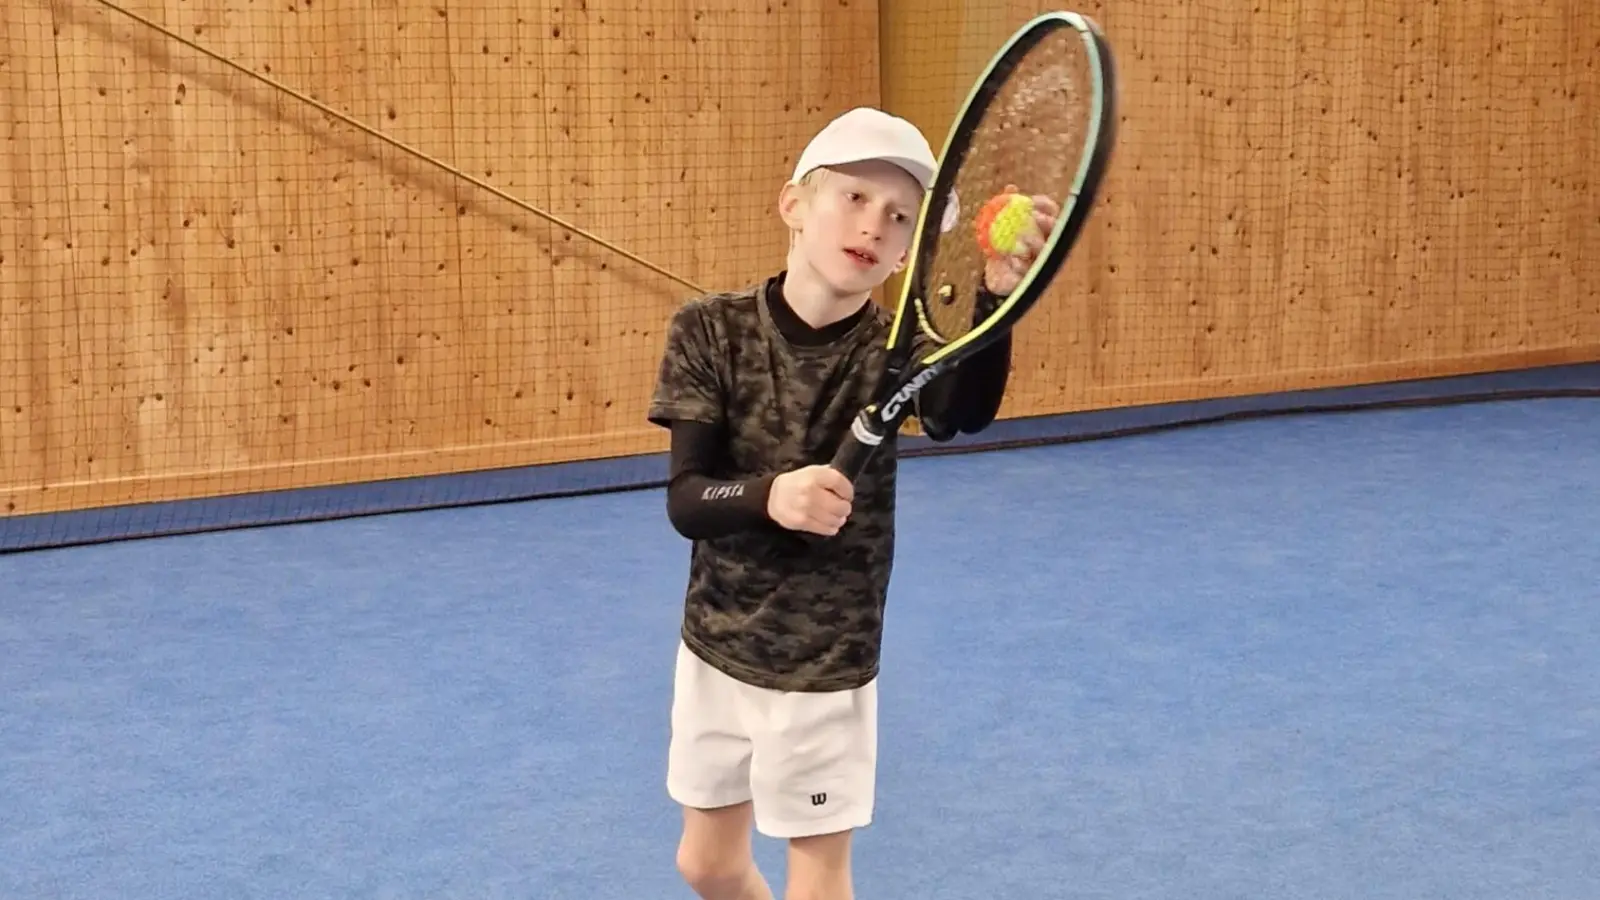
top-left (647, 107), bottom-right (1057, 900)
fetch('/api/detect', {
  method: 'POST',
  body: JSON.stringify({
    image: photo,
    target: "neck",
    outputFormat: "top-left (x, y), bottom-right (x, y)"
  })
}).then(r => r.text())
top-left (781, 252), bottom-right (871, 329)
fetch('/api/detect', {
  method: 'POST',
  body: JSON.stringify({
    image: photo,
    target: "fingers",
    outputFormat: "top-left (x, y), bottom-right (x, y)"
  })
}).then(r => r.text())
top-left (801, 513), bottom-right (846, 536)
top-left (817, 494), bottom-right (853, 524)
top-left (776, 465), bottom-right (854, 536)
top-left (799, 493), bottom-right (851, 535)
top-left (984, 256), bottom-right (1019, 296)
top-left (1014, 191), bottom-right (1060, 240)
top-left (807, 470), bottom-right (853, 535)
top-left (998, 185), bottom-right (1059, 217)
top-left (814, 466), bottom-right (855, 502)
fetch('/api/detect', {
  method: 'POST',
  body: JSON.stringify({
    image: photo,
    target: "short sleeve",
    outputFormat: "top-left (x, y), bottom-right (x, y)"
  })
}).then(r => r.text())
top-left (647, 300), bottom-right (726, 428)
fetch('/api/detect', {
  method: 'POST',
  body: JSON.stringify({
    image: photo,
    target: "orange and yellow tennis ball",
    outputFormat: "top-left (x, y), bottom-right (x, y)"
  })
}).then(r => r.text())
top-left (975, 191), bottom-right (1040, 259)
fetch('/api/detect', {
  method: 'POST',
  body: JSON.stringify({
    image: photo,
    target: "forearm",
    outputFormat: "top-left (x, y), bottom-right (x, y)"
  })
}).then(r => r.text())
top-left (952, 331), bottom-right (1012, 432)
top-left (664, 418), bottom-right (778, 540)
top-left (917, 331), bottom-right (1014, 439)
top-left (665, 470), bottom-right (777, 540)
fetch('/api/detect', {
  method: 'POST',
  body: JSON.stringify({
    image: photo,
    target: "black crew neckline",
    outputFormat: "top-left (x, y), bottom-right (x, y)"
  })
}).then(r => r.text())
top-left (763, 272), bottom-right (871, 349)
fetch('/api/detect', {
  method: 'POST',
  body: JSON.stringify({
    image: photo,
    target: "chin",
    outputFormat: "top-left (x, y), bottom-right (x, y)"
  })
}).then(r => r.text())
top-left (820, 262), bottom-right (889, 297)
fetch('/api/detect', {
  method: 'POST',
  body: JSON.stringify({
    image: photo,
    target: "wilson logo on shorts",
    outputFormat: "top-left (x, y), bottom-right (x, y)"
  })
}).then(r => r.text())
top-left (810, 792), bottom-right (827, 806)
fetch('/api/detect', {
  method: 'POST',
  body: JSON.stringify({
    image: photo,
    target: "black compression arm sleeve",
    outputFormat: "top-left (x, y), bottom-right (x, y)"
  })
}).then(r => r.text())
top-left (917, 293), bottom-right (1015, 441)
top-left (664, 419), bottom-right (776, 540)
top-left (950, 331), bottom-right (1012, 433)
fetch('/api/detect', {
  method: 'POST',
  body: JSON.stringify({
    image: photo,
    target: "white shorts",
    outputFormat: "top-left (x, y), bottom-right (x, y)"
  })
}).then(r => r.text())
top-left (666, 640), bottom-right (878, 839)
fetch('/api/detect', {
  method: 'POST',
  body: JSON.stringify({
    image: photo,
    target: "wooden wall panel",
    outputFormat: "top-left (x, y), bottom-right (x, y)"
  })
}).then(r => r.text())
top-left (881, 0), bottom-right (1600, 418)
top-left (1, 0), bottom-right (881, 515)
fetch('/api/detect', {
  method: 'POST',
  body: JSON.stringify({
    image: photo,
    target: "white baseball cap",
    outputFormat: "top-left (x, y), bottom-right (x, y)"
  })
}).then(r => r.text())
top-left (790, 107), bottom-right (938, 191)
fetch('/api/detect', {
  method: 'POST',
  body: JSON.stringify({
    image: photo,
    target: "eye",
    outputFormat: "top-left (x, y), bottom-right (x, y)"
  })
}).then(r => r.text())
top-left (846, 191), bottom-right (864, 203)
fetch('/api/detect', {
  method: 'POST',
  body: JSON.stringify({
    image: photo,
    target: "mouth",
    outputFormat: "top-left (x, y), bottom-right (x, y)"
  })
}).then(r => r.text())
top-left (843, 247), bottom-right (879, 267)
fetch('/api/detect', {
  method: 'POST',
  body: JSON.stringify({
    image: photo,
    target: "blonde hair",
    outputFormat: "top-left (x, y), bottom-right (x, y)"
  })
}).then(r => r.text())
top-left (794, 167), bottom-right (829, 193)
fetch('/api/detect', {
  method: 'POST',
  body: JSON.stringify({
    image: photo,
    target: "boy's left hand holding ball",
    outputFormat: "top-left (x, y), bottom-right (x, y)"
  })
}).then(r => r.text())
top-left (976, 183), bottom-right (1061, 296)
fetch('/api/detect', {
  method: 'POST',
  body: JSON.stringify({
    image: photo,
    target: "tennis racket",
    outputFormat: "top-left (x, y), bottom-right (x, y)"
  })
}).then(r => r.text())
top-left (828, 10), bottom-right (1118, 481)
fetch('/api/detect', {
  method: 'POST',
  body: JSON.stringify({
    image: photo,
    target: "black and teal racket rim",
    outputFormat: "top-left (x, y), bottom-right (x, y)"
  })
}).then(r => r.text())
top-left (901, 11), bottom-right (1119, 367)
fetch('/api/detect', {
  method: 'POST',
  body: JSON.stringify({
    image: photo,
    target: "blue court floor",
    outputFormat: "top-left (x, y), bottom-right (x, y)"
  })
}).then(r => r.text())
top-left (3, 397), bottom-right (1597, 899)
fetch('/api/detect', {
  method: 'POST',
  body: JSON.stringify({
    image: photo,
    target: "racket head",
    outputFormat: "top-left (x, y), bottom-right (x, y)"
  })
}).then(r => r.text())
top-left (886, 11), bottom-right (1118, 365)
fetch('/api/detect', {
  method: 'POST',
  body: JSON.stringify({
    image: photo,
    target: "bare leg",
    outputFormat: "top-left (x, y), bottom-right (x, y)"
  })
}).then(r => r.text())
top-left (784, 828), bottom-right (854, 900)
top-left (677, 802), bottom-right (776, 900)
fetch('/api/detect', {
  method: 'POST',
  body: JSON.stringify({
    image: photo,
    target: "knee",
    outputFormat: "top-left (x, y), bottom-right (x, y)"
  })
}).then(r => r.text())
top-left (676, 842), bottom-right (750, 900)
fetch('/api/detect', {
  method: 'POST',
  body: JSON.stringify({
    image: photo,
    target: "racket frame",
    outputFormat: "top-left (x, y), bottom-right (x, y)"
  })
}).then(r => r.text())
top-left (829, 10), bottom-right (1119, 480)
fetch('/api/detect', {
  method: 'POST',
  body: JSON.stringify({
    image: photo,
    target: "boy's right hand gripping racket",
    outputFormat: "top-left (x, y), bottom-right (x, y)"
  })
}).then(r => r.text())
top-left (829, 10), bottom-right (1119, 481)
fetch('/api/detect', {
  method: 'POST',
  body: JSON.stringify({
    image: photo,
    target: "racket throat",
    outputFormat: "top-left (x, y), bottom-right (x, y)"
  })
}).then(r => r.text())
top-left (832, 362), bottom-right (942, 480)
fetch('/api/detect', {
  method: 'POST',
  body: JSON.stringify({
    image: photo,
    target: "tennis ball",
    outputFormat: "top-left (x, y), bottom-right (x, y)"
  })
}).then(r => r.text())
top-left (975, 192), bottom-right (1039, 259)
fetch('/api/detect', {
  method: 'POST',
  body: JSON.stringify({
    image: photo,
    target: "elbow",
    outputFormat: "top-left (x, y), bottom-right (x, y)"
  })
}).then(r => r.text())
top-left (667, 511), bottom-right (713, 542)
top-left (958, 391), bottom-right (1006, 434)
top-left (665, 492), bottom-right (707, 541)
top-left (664, 477), bottom-right (702, 540)
top-left (960, 384), bottom-right (1007, 433)
top-left (665, 506), bottom-right (692, 540)
top-left (959, 354), bottom-right (1012, 433)
top-left (921, 413), bottom-right (960, 443)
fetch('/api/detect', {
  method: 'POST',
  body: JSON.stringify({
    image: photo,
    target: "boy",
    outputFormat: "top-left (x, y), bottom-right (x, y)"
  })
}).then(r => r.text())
top-left (647, 107), bottom-right (1057, 900)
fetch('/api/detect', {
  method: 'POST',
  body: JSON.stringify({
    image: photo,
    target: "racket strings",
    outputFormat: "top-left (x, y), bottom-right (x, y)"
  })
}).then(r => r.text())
top-left (913, 27), bottom-right (1099, 345)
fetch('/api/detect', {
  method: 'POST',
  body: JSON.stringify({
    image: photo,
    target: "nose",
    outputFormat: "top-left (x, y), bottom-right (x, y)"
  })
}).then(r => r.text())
top-left (860, 210), bottom-right (889, 242)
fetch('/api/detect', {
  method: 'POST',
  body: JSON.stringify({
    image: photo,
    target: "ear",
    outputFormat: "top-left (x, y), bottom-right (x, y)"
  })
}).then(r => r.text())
top-left (777, 181), bottom-right (807, 233)
top-left (891, 250), bottom-right (908, 273)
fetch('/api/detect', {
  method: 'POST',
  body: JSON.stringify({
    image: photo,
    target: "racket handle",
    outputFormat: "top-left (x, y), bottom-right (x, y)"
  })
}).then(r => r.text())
top-left (785, 416), bottom-right (885, 549)
top-left (829, 413), bottom-right (888, 482)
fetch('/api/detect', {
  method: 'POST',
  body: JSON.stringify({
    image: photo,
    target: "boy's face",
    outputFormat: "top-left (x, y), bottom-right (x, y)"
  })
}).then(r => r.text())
top-left (781, 160), bottom-right (925, 297)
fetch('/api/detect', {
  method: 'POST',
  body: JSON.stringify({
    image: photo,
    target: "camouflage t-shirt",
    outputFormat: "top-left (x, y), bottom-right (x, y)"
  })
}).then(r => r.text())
top-left (648, 274), bottom-right (931, 693)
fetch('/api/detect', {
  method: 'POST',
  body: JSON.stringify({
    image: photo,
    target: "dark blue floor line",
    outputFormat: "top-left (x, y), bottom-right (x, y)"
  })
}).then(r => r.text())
top-left (3, 361), bottom-right (1595, 554)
